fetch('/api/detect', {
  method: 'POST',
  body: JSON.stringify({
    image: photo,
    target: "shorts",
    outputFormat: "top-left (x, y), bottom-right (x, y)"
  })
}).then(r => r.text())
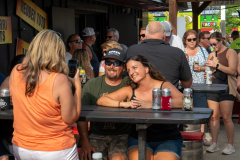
top-left (193, 93), bottom-right (207, 108)
top-left (127, 136), bottom-right (183, 159)
top-left (207, 92), bottom-right (235, 102)
top-left (13, 144), bottom-right (78, 160)
top-left (89, 133), bottom-right (128, 160)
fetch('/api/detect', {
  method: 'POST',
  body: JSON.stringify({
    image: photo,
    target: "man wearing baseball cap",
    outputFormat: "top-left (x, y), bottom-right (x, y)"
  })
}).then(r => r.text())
top-left (160, 21), bottom-right (185, 51)
top-left (77, 48), bottom-right (130, 160)
top-left (82, 27), bottom-right (100, 77)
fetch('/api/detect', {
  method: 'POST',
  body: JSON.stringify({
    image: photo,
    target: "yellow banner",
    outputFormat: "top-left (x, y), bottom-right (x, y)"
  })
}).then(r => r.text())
top-left (0, 17), bottom-right (12, 44)
top-left (16, 0), bottom-right (48, 31)
top-left (16, 38), bottom-right (29, 56)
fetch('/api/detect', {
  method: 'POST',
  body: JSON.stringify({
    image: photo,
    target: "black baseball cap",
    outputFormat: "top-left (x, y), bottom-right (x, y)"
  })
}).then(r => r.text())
top-left (103, 48), bottom-right (125, 63)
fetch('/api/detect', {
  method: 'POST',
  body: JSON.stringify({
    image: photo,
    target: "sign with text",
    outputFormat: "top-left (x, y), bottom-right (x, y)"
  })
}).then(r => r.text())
top-left (209, 0), bottom-right (240, 6)
top-left (201, 21), bottom-right (217, 28)
top-left (16, 38), bottom-right (29, 55)
top-left (16, 0), bottom-right (48, 31)
top-left (0, 17), bottom-right (12, 44)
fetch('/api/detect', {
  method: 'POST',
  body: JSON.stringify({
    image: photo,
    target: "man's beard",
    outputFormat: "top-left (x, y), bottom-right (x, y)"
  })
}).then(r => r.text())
top-left (106, 68), bottom-right (118, 79)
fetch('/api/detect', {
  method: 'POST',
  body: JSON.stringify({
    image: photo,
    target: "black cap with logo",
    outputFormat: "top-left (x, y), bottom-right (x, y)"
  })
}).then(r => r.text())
top-left (103, 48), bottom-right (125, 63)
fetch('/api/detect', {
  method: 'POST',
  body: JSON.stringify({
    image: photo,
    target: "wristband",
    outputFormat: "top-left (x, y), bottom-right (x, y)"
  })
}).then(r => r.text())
top-left (118, 101), bottom-right (121, 108)
top-left (216, 63), bottom-right (219, 69)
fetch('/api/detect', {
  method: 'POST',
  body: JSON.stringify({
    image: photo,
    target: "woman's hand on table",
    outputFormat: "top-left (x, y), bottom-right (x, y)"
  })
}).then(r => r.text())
top-left (132, 97), bottom-right (152, 109)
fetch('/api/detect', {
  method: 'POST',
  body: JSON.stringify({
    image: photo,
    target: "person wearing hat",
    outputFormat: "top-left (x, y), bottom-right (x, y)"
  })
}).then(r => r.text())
top-left (77, 48), bottom-right (131, 160)
top-left (82, 27), bottom-right (100, 77)
top-left (160, 21), bottom-right (185, 52)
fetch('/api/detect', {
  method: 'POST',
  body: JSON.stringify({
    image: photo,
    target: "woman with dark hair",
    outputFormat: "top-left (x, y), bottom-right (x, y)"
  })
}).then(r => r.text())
top-left (205, 32), bottom-right (237, 155)
top-left (182, 29), bottom-right (210, 145)
top-left (97, 55), bottom-right (183, 160)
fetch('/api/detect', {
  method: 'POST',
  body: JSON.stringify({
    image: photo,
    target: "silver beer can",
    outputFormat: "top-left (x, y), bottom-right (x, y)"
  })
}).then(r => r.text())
top-left (1, 89), bottom-right (11, 110)
top-left (205, 66), bottom-right (211, 72)
top-left (152, 88), bottom-right (161, 110)
top-left (206, 70), bottom-right (212, 85)
top-left (162, 88), bottom-right (171, 97)
top-left (183, 88), bottom-right (193, 97)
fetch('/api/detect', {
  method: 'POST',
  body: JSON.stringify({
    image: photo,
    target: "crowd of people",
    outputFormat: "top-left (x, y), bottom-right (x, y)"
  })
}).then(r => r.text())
top-left (0, 20), bottom-right (240, 160)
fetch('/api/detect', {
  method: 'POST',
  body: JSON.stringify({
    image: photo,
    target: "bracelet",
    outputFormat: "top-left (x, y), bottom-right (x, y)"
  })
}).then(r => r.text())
top-left (118, 101), bottom-right (121, 108)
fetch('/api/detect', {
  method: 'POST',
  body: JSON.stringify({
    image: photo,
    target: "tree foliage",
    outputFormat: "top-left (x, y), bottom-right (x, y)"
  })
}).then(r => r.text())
top-left (213, 6), bottom-right (240, 33)
top-left (164, 11), bottom-right (191, 30)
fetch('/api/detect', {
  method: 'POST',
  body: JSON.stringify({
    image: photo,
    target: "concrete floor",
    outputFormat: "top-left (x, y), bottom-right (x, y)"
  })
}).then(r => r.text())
top-left (203, 119), bottom-right (240, 160)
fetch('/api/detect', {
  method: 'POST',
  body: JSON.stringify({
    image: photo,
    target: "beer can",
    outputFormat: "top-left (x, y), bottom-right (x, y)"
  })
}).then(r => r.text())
top-left (206, 70), bottom-right (212, 85)
top-left (1, 89), bottom-right (11, 110)
top-left (162, 88), bottom-right (171, 96)
top-left (205, 66), bottom-right (211, 72)
top-left (183, 88), bottom-right (193, 111)
top-left (152, 88), bottom-right (161, 110)
top-left (193, 58), bottom-right (199, 68)
top-left (161, 88), bottom-right (171, 110)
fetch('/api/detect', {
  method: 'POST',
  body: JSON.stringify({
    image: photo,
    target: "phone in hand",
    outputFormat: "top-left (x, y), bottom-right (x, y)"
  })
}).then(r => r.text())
top-left (68, 60), bottom-right (78, 78)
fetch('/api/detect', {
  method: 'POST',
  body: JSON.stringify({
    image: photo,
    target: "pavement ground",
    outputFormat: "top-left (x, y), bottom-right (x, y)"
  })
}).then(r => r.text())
top-left (203, 119), bottom-right (240, 160)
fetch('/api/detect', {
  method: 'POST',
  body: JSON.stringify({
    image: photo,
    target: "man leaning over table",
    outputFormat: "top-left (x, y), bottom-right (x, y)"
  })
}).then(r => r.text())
top-left (77, 48), bottom-right (131, 160)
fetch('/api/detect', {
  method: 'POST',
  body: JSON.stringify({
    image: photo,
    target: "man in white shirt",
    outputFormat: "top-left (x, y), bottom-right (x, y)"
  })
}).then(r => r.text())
top-left (160, 21), bottom-right (185, 51)
top-left (65, 34), bottom-right (83, 64)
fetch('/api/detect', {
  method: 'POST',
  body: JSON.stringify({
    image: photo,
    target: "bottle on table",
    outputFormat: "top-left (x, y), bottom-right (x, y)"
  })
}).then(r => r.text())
top-left (152, 88), bottom-right (161, 110)
top-left (92, 152), bottom-right (103, 160)
top-left (1, 89), bottom-right (11, 111)
top-left (182, 88), bottom-right (193, 111)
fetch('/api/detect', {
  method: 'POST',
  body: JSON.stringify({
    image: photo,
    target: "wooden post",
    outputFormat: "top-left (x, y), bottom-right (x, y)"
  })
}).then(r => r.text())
top-left (169, 0), bottom-right (178, 35)
top-left (191, 2), bottom-right (199, 33)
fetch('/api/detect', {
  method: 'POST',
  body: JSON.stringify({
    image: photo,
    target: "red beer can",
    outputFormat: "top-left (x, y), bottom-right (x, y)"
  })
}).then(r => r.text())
top-left (161, 88), bottom-right (171, 110)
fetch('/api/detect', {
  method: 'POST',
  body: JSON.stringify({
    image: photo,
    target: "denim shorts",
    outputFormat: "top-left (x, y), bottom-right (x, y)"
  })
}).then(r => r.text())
top-left (127, 136), bottom-right (184, 159)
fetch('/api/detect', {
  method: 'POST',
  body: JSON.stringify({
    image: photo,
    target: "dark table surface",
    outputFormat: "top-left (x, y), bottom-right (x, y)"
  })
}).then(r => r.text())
top-left (78, 105), bottom-right (213, 124)
top-left (192, 83), bottom-right (228, 93)
top-left (0, 106), bottom-right (213, 124)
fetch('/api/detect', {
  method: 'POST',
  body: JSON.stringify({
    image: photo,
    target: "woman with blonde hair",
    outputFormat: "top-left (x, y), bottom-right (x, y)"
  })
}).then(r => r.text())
top-left (9, 30), bottom-right (81, 160)
top-left (99, 41), bottom-right (123, 76)
top-left (72, 49), bottom-right (94, 79)
top-left (206, 32), bottom-right (237, 154)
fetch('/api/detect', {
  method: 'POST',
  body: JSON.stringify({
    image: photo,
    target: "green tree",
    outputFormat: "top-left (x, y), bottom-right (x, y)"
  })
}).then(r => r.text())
top-left (213, 6), bottom-right (240, 33)
top-left (148, 13), bottom-right (155, 23)
top-left (164, 11), bottom-right (191, 30)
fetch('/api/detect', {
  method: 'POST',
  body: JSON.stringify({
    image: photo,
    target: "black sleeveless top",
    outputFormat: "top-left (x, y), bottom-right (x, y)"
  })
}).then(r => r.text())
top-left (85, 43), bottom-right (99, 77)
top-left (129, 82), bottom-right (182, 142)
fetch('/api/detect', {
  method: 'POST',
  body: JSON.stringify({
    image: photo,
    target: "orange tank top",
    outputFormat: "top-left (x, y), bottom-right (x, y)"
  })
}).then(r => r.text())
top-left (9, 67), bottom-right (75, 151)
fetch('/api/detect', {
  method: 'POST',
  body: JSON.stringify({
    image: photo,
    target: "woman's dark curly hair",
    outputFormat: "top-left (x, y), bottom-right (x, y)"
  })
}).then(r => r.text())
top-left (125, 55), bottom-right (167, 89)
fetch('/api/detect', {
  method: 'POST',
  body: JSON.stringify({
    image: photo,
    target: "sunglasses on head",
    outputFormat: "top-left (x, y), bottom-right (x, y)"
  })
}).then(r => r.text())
top-left (71, 39), bottom-right (83, 43)
top-left (106, 36), bottom-right (113, 39)
top-left (140, 34), bottom-right (145, 38)
top-left (202, 37), bottom-right (210, 40)
top-left (187, 38), bottom-right (197, 42)
top-left (105, 61), bottom-right (122, 67)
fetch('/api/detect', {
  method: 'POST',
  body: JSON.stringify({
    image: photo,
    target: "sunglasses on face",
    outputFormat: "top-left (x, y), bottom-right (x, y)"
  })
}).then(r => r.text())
top-left (140, 34), bottom-right (145, 38)
top-left (102, 51), bottom-right (107, 55)
top-left (202, 37), bottom-right (210, 40)
top-left (210, 42), bottom-right (219, 47)
top-left (105, 61), bottom-right (122, 67)
top-left (71, 39), bottom-right (83, 43)
top-left (187, 38), bottom-right (197, 42)
top-left (106, 36), bottom-right (113, 39)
